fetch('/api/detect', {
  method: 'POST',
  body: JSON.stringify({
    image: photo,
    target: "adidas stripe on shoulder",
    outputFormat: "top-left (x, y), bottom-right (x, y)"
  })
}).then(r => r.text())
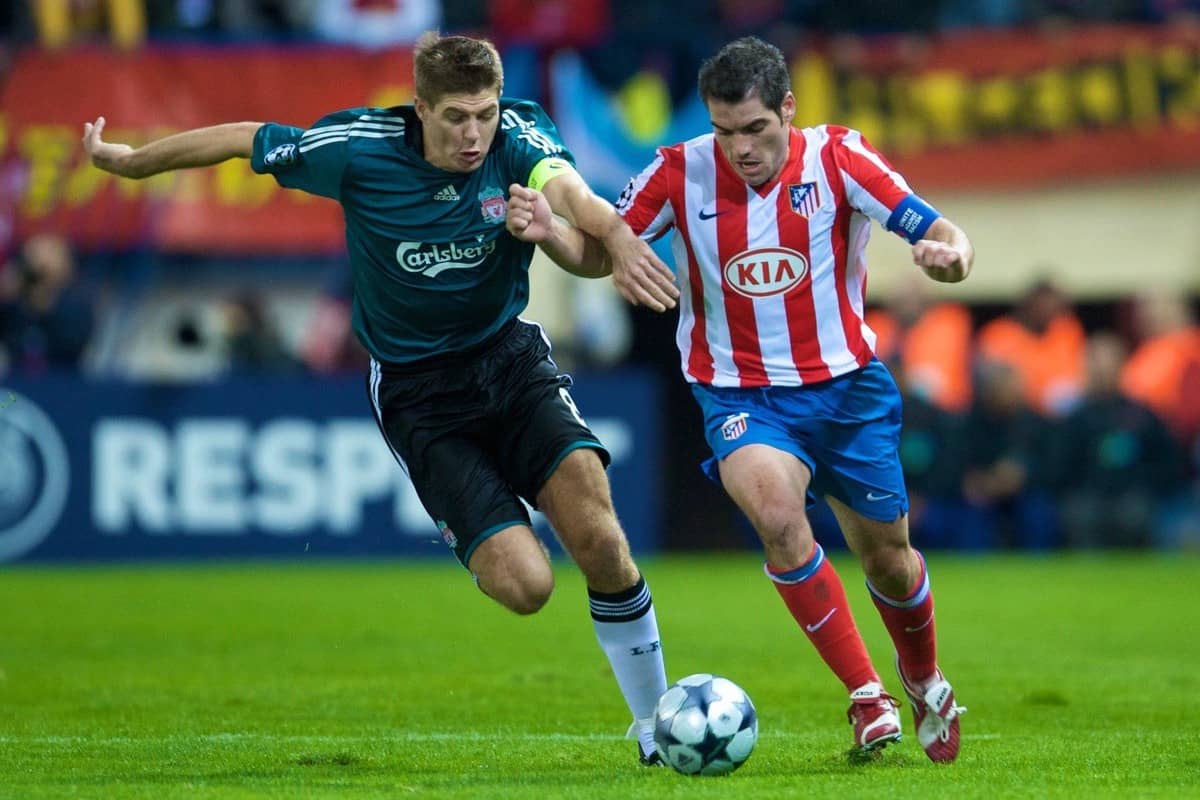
top-left (299, 113), bottom-right (406, 154)
top-left (501, 108), bottom-right (562, 156)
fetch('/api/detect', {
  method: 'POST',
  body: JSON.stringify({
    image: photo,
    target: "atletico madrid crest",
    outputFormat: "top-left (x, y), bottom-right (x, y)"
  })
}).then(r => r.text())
top-left (721, 412), bottom-right (749, 441)
top-left (788, 182), bottom-right (820, 217)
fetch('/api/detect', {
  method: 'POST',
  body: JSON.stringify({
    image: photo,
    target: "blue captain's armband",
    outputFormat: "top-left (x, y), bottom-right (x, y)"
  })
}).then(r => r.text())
top-left (886, 194), bottom-right (940, 244)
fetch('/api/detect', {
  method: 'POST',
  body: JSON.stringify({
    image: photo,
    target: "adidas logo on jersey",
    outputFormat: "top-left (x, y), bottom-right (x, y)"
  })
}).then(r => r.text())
top-left (433, 185), bottom-right (460, 202)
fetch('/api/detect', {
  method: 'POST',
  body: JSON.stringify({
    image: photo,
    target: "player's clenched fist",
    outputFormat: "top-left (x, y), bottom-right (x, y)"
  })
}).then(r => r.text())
top-left (506, 183), bottom-right (553, 243)
top-left (912, 239), bottom-right (969, 283)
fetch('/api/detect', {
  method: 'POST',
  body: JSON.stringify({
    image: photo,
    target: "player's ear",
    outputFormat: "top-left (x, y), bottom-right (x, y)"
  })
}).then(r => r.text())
top-left (781, 92), bottom-right (796, 126)
top-left (414, 96), bottom-right (430, 122)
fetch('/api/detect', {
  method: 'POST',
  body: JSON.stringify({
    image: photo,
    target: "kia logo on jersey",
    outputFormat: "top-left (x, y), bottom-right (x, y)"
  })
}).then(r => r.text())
top-left (723, 247), bottom-right (809, 298)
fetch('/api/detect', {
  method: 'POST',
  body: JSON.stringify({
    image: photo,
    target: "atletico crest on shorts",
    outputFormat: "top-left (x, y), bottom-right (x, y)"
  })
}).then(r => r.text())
top-left (721, 412), bottom-right (749, 441)
top-left (788, 182), bottom-right (820, 217)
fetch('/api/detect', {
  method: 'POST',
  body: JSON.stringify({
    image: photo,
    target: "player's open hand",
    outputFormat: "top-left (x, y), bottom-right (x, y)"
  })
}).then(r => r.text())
top-left (506, 184), bottom-right (553, 243)
top-left (912, 239), bottom-right (968, 283)
top-left (82, 117), bottom-right (135, 176)
top-left (607, 233), bottom-right (679, 312)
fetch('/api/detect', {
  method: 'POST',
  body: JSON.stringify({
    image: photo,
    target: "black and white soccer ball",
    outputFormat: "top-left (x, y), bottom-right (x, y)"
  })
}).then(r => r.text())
top-left (653, 673), bottom-right (758, 776)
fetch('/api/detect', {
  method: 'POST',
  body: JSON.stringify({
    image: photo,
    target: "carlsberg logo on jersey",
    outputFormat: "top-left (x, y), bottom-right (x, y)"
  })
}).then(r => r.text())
top-left (395, 239), bottom-right (497, 278)
top-left (723, 246), bottom-right (809, 298)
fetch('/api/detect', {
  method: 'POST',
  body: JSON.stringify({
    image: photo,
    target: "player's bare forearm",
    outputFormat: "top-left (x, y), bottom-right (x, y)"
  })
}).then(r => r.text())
top-left (933, 217), bottom-right (975, 272)
top-left (915, 217), bottom-right (974, 283)
top-left (539, 218), bottom-right (612, 278)
top-left (541, 172), bottom-right (678, 310)
top-left (84, 119), bottom-right (261, 179)
top-left (540, 170), bottom-right (626, 244)
top-left (122, 123), bottom-right (260, 177)
top-left (506, 182), bottom-right (611, 277)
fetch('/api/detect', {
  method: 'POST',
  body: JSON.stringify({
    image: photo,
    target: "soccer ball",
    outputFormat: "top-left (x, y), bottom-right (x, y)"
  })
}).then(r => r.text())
top-left (653, 673), bottom-right (758, 776)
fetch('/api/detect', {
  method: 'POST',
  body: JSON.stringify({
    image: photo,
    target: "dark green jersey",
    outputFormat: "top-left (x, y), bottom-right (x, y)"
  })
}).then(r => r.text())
top-left (250, 98), bottom-right (575, 363)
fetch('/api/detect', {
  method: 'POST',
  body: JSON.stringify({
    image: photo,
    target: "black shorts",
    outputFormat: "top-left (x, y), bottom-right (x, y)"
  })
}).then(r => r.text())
top-left (366, 319), bottom-right (610, 568)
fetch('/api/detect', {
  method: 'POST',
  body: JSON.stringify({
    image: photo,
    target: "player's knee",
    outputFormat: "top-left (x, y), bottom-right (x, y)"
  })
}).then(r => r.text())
top-left (473, 544), bottom-right (555, 615)
top-left (752, 509), bottom-right (811, 551)
top-left (506, 580), bottom-right (553, 615)
top-left (489, 570), bottom-right (554, 615)
top-left (860, 544), bottom-right (912, 591)
top-left (570, 519), bottom-right (627, 565)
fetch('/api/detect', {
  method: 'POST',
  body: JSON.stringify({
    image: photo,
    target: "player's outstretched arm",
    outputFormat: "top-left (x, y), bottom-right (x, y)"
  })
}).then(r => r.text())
top-left (82, 116), bottom-right (262, 179)
top-left (539, 171), bottom-right (678, 312)
top-left (913, 217), bottom-right (974, 283)
top-left (506, 184), bottom-right (612, 278)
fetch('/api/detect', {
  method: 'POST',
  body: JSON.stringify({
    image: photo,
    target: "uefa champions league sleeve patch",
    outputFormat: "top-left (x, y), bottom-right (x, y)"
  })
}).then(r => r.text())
top-left (264, 143), bottom-right (297, 168)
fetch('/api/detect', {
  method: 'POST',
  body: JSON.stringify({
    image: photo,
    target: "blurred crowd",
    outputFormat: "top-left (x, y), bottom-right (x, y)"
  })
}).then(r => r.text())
top-left (866, 279), bottom-right (1200, 552)
top-left (0, 234), bottom-right (94, 376)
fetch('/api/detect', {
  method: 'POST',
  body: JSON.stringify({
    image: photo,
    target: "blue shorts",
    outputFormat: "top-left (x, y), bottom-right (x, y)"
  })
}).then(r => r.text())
top-left (690, 359), bottom-right (909, 523)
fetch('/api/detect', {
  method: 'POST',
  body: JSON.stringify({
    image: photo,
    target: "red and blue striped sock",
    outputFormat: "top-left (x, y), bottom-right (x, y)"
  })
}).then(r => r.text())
top-left (766, 543), bottom-right (879, 692)
top-left (868, 550), bottom-right (937, 685)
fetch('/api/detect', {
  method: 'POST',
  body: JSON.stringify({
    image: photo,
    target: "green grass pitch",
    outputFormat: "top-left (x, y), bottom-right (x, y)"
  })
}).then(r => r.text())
top-left (2, 553), bottom-right (1198, 798)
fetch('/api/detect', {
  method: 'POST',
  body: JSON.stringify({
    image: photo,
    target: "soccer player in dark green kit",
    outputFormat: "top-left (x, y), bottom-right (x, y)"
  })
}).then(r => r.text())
top-left (82, 32), bottom-right (679, 766)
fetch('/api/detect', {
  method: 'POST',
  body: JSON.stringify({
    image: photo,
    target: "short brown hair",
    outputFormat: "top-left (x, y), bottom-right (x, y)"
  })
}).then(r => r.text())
top-left (698, 37), bottom-right (790, 116)
top-left (413, 32), bottom-right (504, 106)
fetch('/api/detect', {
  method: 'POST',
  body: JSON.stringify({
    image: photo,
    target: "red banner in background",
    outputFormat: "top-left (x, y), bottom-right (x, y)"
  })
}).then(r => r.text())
top-left (793, 24), bottom-right (1200, 188)
top-left (2, 45), bottom-right (414, 254)
top-left (4, 25), bottom-right (1200, 254)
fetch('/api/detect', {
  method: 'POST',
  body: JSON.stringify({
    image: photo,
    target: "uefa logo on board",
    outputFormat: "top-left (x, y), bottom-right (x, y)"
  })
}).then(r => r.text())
top-left (0, 390), bottom-right (69, 562)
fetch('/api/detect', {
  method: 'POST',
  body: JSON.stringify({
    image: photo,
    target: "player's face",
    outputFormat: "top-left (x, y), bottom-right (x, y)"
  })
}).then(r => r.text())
top-left (707, 91), bottom-right (795, 187)
top-left (416, 90), bottom-right (501, 173)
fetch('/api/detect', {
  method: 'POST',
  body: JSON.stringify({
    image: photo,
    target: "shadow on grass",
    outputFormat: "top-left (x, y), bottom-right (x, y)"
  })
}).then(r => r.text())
top-left (295, 751), bottom-right (362, 767)
top-left (49, 755), bottom-right (389, 785)
top-left (1022, 690), bottom-right (1069, 706)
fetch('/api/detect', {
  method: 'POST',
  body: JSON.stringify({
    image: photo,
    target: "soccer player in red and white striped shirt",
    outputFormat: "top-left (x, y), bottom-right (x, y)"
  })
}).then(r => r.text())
top-left (507, 36), bottom-right (973, 762)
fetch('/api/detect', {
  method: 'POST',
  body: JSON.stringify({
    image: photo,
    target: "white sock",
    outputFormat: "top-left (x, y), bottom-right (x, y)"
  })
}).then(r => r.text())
top-left (626, 717), bottom-right (657, 758)
top-left (589, 576), bottom-right (667, 755)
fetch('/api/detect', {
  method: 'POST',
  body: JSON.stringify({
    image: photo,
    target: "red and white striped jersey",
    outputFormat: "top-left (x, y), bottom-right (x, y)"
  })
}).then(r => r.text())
top-left (617, 125), bottom-right (937, 387)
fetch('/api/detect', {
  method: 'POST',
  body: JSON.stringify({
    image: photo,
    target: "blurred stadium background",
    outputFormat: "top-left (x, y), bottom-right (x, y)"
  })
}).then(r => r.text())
top-left (2, 0), bottom-right (1200, 564)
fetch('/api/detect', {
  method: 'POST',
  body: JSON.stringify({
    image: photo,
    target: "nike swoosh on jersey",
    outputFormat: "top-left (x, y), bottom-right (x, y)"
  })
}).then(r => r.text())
top-left (698, 208), bottom-right (727, 220)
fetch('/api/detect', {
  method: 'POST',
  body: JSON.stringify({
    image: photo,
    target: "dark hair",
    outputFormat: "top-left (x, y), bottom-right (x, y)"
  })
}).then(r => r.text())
top-left (413, 32), bottom-right (504, 106)
top-left (698, 37), bottom-right (790, 116)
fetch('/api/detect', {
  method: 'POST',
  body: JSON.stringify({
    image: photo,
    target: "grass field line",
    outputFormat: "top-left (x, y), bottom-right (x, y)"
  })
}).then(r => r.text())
top-left (0, 731), bottom-right (1005, 745)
